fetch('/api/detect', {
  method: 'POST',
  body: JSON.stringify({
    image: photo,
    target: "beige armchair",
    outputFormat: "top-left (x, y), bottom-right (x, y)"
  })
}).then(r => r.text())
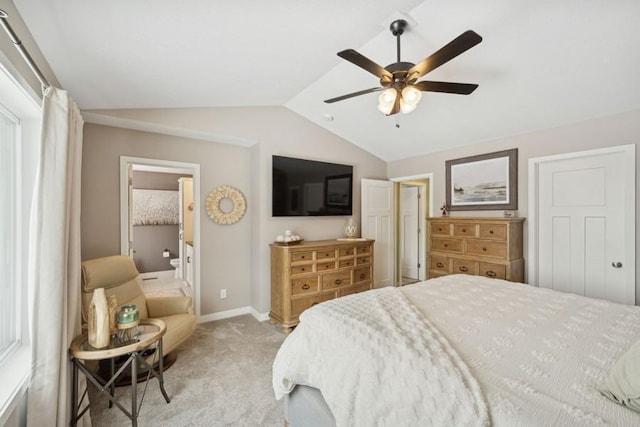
top-left (81, 255), bottom-right (196, 356)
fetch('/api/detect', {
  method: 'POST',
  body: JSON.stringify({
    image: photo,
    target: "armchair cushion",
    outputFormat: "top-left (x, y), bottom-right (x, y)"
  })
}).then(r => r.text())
top-left (159, 313), bottom-right (197, 354)
top-left (147, 296), bottom-right (193, 317)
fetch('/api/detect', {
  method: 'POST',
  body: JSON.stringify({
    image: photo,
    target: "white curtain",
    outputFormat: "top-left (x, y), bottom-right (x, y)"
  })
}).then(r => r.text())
top-left (27, 87), bottom-right (90, 426)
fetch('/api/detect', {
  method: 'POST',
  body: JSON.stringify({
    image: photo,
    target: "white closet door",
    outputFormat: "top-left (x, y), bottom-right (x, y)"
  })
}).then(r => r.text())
top-left (361, 179), bottom-right (395, 287)
top-left (532, 145), bottom-right (635, 305)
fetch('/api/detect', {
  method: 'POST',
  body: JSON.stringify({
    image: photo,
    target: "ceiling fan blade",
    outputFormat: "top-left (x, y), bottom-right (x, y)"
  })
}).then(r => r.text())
top-left (337, 49), bottom-right (393, 80)
top-left (407, 30), bottom-right (482, 81)
top-left (324, 87), bottom-right (384, 103)
top-left (413, 81), bottom-right (479, 95)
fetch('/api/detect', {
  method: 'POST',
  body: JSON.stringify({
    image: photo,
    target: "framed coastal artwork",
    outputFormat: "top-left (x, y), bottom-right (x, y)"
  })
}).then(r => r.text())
top-left (445, 148), bottom-right (518, 211)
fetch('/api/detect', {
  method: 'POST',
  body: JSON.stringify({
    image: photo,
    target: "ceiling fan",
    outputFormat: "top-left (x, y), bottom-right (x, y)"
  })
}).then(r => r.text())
top-left (324, 19), bottom-right (482, 115)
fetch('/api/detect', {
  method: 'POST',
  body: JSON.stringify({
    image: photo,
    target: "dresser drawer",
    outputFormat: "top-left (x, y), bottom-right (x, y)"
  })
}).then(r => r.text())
top-left (356, 245), bottom-right (371, 255)
top-left (356, 256), bottom-right (371, 265)
top-left (340, 282), bottom-right (371, 297)
top-left (452, 258), bottom-right (477, 275)
top-left (339, 247), bottom-right (355, 257)
top-left (430, 222), bottom-right (451, 236)
top-left (317, 250), bottom-right (336, 260)
top-left (466, 240), bottom-right (507, 259)
top-left (291, 293), bottom-right (334, 316)
top-left (291, 277), bottom-right (318, 295)
top-left (431, 238), bottom-right (463, 253)
top-left (428, 270), bottom-right (449, 279)
top-left (430, 255), bottom-right (449, 271)
top-left (453, 224), bottom-right (476, 237)
top-left (354, 267), bottom-right (371, 283)
top-left (339, 259), bottom-right (355, 268)
top-left (479, 262), bottom-right (506, 279)
top-left (322, 271), bottom-right (352, 290)
top-left (290, 264), bottom-right (313, 275)
top-left (479, 224), bottom-right (507, 240)
top-left (317, 261), bottom-right (335, 272)
top-left (291, 251), bottom-right (313, 263)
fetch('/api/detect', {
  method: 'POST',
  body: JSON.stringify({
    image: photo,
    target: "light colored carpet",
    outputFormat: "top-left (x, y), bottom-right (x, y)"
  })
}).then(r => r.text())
top-left (88, 315), bottom-right (287, 426)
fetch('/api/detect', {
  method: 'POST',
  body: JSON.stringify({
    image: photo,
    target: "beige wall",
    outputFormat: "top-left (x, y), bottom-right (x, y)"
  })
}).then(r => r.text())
top-left (81, 107), bottom-right (387, 316)
top-left (82, 123), bottom-right (253, 315)
top-left (388, 109), bottom-right (640, 304)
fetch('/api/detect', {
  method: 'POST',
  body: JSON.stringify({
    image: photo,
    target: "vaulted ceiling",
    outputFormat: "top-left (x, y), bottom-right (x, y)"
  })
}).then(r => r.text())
top-left (15, 0), bottom-right (640, 161)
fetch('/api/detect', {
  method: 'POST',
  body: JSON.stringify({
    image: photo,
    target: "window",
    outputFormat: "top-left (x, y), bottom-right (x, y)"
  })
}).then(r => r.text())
top-left (0, 105), bottom-right (19, 363)
top-left (0, 64), bottom-right (41, 422)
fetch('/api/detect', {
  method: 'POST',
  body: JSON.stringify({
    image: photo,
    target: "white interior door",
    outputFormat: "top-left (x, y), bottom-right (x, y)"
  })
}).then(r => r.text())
top-left (530, 145), bottom-right (635, 305)
top-left (401, 186), bottom-right (419, 279)
top-left (361, 179), bottom-right (395, 287)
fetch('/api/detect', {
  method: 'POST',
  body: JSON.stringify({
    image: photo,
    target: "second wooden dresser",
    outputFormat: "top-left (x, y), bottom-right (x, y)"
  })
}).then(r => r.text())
top-left (270, 239), bottom-right (374, 332)
top-left (427, 217), bottom-right (524, 282)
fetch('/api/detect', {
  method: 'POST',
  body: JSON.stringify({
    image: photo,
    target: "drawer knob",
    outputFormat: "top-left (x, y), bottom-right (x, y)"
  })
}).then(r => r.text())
top-left (444, 244), bottom-right (448, 247)
top-left (486, 271), bottom-right (496, 278)
top-left (301, 267), bottom-right (306, 271)
top-left (489, 230), bottom-right (494, 234)
top-left (302, 284), bottom-right (310, 290)
top-left (462, 228), bottom-right (467, 232)
top-left (482, 247), bottom-right (487, 252)
top-left (360, 273), bottom-right (366, 279)
top-left (334, 279), bottom-right (342, 285)
top-left (301, 255), bottom-right (306, 259)
top-left (436, 262), bottom-right (444, 268)
top-left (459, 266), bottom-right (468, 272)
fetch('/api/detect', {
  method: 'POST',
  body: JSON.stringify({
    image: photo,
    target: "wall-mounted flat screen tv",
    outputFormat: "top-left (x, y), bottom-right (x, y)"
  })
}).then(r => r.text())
top-left (272, 155), bottom-right (353, 217)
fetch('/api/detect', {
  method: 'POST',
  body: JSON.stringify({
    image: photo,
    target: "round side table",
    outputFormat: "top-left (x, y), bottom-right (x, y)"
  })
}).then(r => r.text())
top-left (69, 318), bottom-right (170, 426)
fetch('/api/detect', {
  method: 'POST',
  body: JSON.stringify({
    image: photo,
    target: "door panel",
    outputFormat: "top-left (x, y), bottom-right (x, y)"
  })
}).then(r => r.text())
top-left (535, 147), bottom-right (635, 305)
top-left (401, 186), bottom-right (419, 279)
top-left (361, 179), bottom-right (394, 287)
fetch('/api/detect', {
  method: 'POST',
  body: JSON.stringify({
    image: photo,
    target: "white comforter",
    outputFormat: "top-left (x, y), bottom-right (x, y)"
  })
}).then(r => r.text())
top-left (273, 275), bottom-right (640, 426)
top-left (272, 285), bottom-right (489, 427)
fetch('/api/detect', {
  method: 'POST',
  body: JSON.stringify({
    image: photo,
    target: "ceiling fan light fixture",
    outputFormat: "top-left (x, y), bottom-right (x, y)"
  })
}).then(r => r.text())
top-left (400, 85), bottom-right (422, 114)
top-left (377, 88), bottom-right (397, 114)
top-left (402, 85), bottom-right (422, 104)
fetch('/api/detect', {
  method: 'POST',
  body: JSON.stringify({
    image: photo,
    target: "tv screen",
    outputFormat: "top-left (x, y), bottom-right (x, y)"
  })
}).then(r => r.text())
top-left (272, 155), bottom-right (353, 217)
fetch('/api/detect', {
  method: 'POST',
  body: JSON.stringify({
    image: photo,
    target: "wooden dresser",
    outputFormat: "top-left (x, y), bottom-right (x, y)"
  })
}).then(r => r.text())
top-left (427, 217), bottom-right (525, 282)
top-left (270, 239), bottom-right (374, 332)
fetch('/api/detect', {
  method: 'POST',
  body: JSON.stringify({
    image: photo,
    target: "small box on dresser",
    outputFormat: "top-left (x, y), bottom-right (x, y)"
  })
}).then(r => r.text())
top-left (270, 239), bottom-right (374, 333)
top-left (427, 217), bottom-right (525, 282)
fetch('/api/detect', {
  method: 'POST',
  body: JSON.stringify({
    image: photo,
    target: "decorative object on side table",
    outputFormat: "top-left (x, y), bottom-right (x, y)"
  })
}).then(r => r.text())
top-left (88, 287), bottom-right (110, 349)
top-left (117, 304), bottom-right (140, 342)
top-left (446, 148), bottom-right (518, 211)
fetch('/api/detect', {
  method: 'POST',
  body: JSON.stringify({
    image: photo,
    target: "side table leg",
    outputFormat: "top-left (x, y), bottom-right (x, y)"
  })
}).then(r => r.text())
top-left (131, 353), bottom-right (138, 427)
top-left (158, 339), bottom-right (171, 403)
top-left (109, 357), bottom-right (115, 408)
top-left (71, 360), bottom-right (78, 427)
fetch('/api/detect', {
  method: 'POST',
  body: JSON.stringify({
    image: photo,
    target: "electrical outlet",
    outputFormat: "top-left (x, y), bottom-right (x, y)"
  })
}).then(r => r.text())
top-left (220, 289), bottom-right (227, 299)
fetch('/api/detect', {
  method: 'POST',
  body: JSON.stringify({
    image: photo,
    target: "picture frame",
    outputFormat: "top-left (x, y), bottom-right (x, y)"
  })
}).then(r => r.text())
top-left (446, 148), bottom-right (518, 211)
top-left (325, 174), bottom-right (352, 208)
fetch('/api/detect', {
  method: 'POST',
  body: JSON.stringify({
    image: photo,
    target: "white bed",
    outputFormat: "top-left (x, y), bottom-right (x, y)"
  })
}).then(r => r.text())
top-left (273, 274), bottom-right (640, 426)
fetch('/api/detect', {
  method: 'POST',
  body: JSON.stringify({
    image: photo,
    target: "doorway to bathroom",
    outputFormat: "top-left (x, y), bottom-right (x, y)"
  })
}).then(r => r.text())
top-left (119, 156), bottom-right (201, 317)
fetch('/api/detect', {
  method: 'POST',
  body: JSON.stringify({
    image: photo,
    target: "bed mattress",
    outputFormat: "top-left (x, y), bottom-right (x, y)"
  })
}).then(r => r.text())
top-left (274, 275), bottom-right (640, 426)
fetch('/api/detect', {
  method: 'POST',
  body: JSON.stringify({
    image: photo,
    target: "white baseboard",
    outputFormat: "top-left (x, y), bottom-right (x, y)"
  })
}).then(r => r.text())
top-left (197, 306), bottom-right (270, 324)
top-left (250, 308), bottom-right (270, 322)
